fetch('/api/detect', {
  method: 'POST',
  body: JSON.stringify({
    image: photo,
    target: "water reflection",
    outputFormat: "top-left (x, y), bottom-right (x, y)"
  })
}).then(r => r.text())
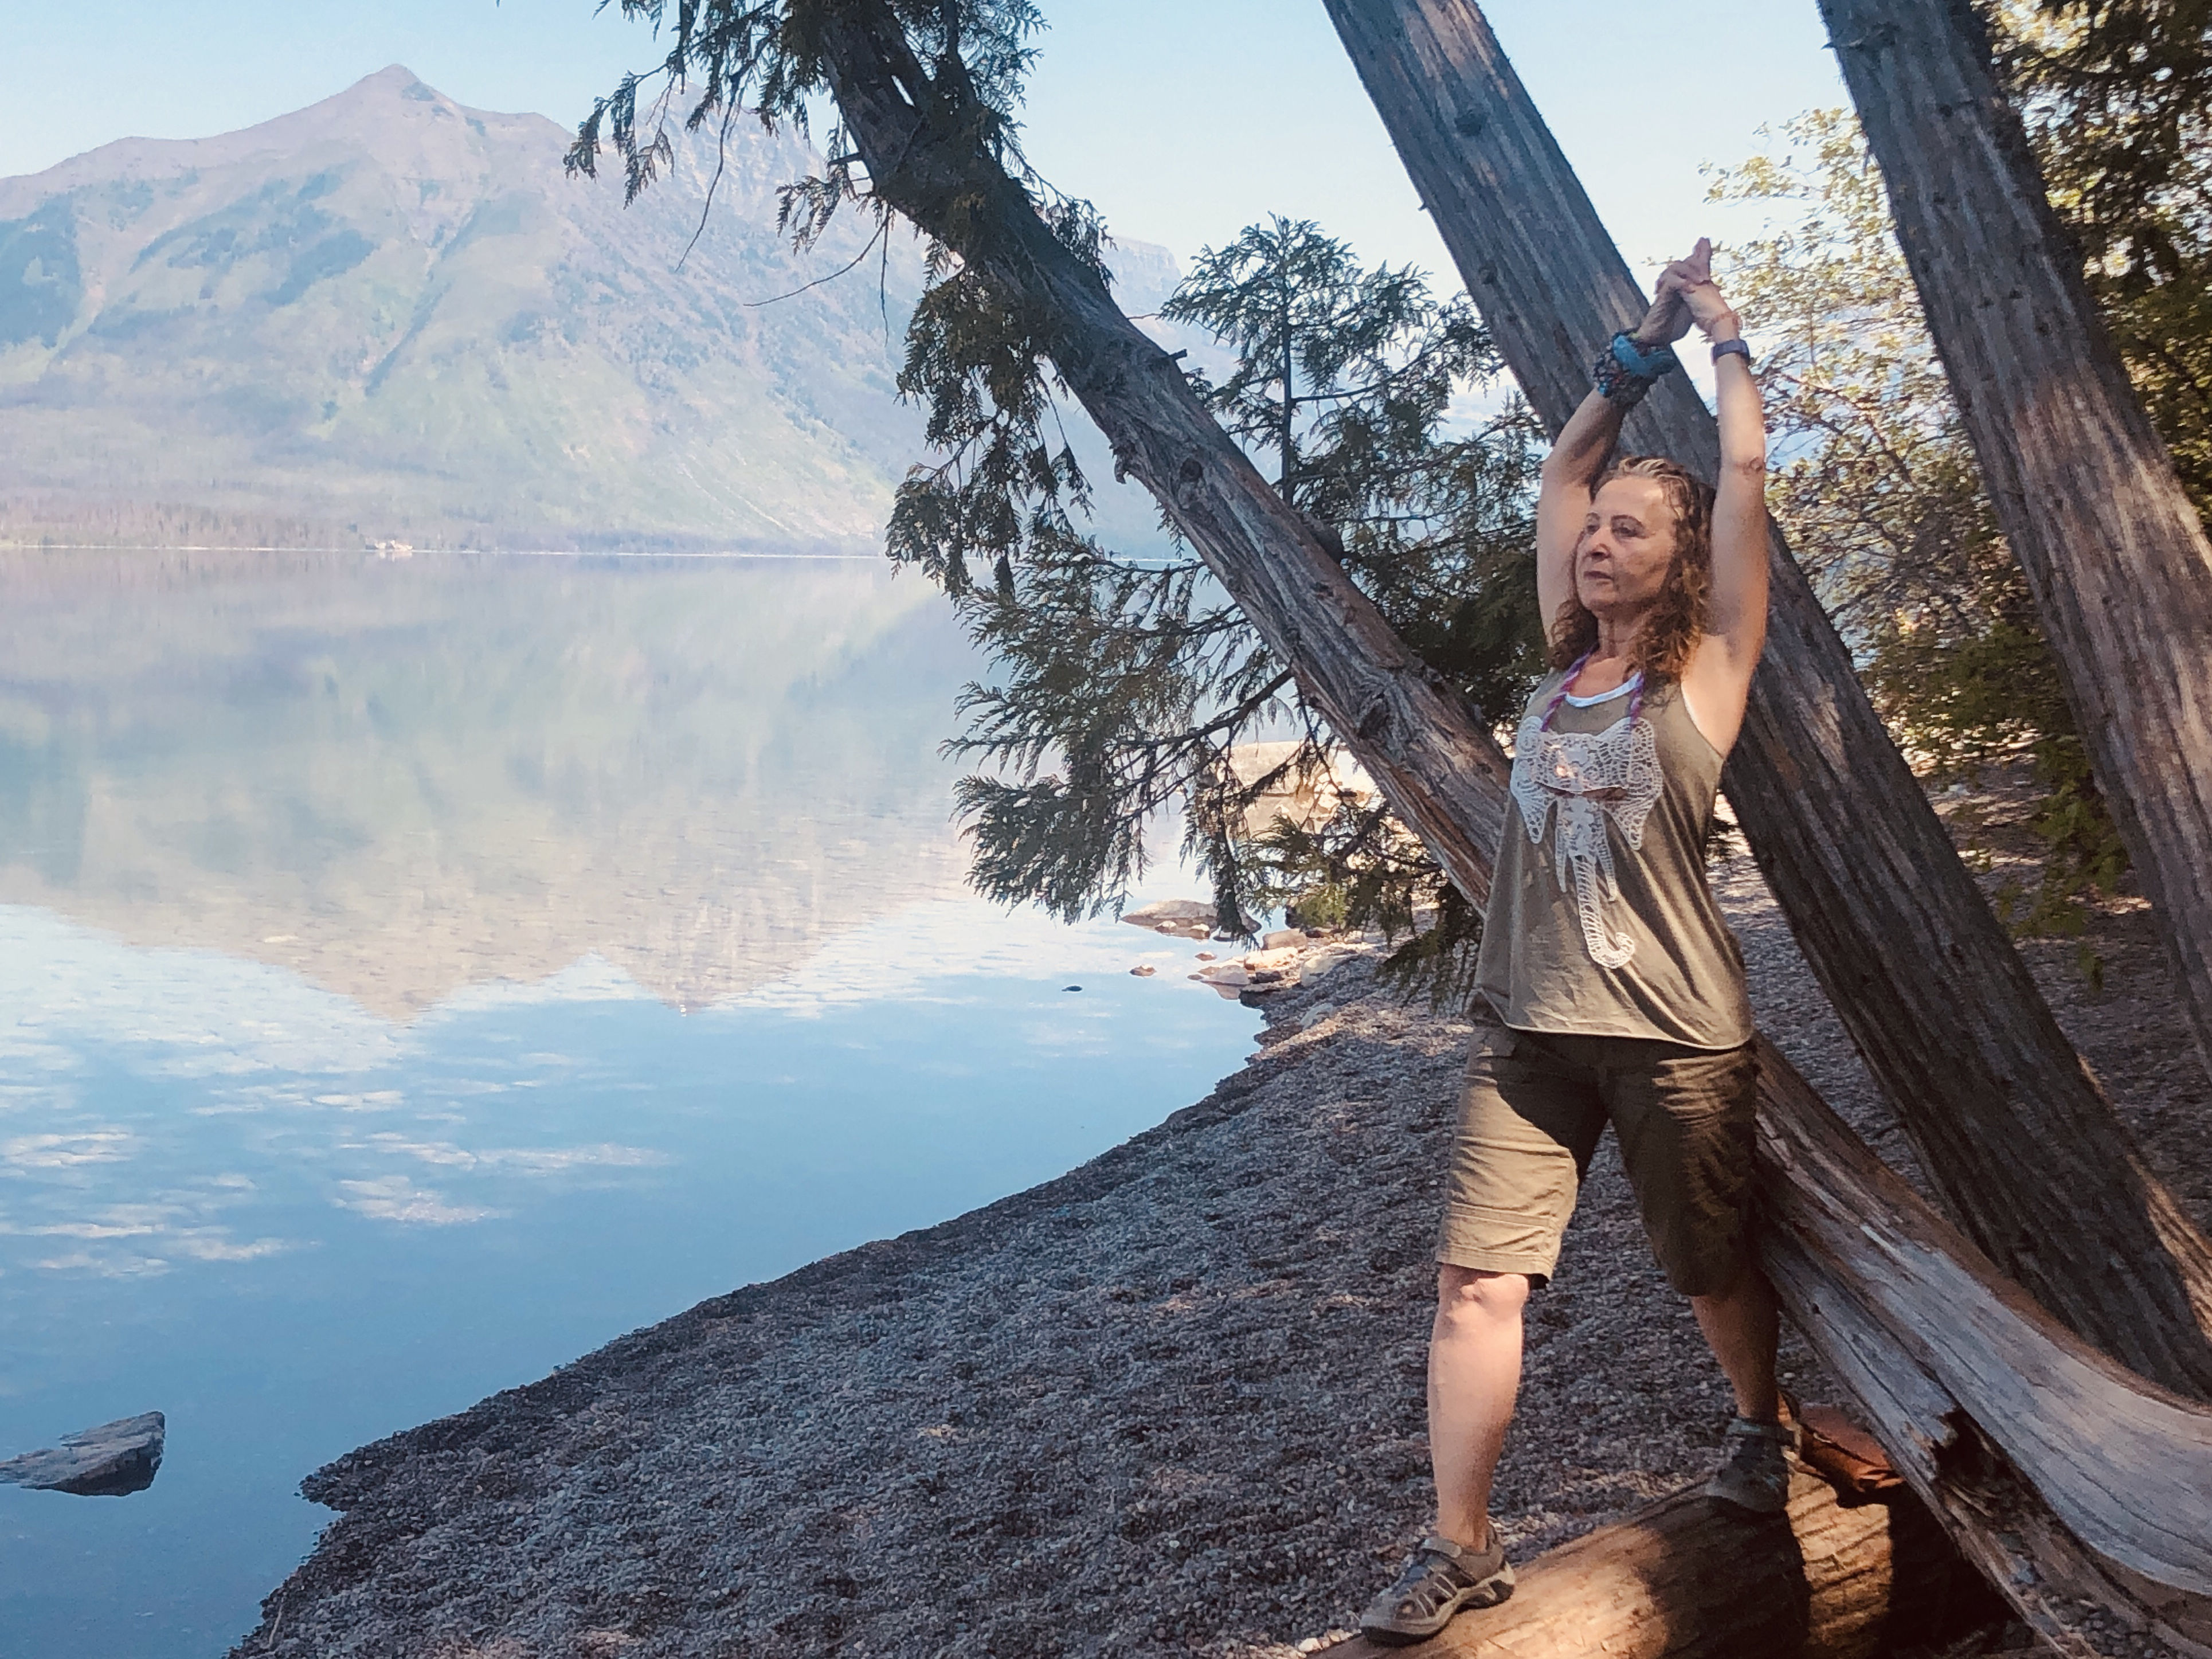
top-left (0, 549), bottom-right (976, 1015)
top-left (0, 553), bottom-right (1254, 1658)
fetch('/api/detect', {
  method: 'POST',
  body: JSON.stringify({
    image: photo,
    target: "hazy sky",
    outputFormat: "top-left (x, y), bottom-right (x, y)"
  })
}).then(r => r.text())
top-left (1, 1), bottom-right (1847, 291)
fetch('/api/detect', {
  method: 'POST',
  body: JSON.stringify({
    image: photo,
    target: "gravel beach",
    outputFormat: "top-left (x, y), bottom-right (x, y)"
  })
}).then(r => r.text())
top-left (233, 819), bottom-right (2211, 1659)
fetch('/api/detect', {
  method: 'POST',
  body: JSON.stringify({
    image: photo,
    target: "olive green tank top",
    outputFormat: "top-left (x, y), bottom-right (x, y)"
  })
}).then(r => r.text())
top-left (1474, 664), bottom-right (1753, 1049)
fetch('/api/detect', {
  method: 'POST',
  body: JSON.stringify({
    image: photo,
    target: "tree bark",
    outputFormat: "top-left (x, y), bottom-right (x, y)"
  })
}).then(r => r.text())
top-left (1317, 0), bottom-right (2212, 1399)
top-left (1754, 1041), bottom-right (2212, 1655)
top-left (1819, 0), bottom-right (2212, 1088)
top-left (1319, 1470), bottom-right (1999, 1658)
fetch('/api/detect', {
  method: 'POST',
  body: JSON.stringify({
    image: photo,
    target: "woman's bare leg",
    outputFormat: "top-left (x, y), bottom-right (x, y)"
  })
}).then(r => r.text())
top-left (1428, 1265), bottom-right (1530, 1547)
top-left (1689, 1264), bottom-right (1781, 1421)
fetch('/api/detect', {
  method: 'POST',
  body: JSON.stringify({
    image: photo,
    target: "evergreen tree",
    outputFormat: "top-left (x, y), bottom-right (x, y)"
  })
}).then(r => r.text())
top-left (940, 218), bottom-right (1541, 969)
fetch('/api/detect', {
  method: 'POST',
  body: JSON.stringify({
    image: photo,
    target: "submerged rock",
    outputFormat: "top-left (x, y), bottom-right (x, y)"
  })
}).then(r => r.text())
top-left (1120, 899), bottom-right (1215, 928)
top-left (0, 1413), bottom-right (165, 1496)
top-left (1119, 899), bottom-right (1216, 941)
top-left (1120, 899), bottom-right (1260, 940)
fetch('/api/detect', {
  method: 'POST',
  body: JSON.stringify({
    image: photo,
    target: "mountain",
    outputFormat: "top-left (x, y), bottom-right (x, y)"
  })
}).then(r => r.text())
top-left (0, 68), bottom-right (1187, 553)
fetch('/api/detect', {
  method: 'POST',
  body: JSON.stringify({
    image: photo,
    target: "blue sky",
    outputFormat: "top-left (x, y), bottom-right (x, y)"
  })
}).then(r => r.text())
top-left (1, 1), bottom-right (1846, 289)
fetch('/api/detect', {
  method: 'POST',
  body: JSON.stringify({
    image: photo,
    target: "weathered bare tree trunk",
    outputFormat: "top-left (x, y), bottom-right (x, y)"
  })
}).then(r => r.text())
top-left (1317, 0), bottom-right (2212, 1398)
top-left (1753, 1041), bottom-right (2212, 1656)
top-left (1819, 0), bottom-right (2212, 1086)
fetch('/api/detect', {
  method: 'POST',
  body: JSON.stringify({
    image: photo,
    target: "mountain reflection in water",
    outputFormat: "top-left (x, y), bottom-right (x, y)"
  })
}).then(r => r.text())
top-left (0, 549), bottom-right (978, 1015)
top-left (0, 551), bottom-right (1256, 1659)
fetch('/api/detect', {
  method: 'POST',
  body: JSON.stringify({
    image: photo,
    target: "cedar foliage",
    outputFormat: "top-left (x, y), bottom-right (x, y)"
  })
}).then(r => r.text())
top-left (946, 217), bottom-right (1541, 960)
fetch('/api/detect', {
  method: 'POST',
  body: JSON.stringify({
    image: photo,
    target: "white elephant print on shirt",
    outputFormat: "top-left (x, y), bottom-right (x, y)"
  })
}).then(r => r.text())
top-left (1509, 711), bottom-right (1663, 969)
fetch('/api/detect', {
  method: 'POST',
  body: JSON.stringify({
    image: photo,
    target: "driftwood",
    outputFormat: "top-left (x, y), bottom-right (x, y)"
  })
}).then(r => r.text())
top-left (1320, 1470), bottom-right (1999, 1658)
top-left (1819, 0), bottom-right (2212, 1085)
top-left (1317, 0), bottom-right (2212, 1399)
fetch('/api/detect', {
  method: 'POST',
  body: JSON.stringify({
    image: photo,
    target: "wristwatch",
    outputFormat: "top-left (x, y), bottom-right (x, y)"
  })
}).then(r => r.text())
top-left (1712, 339), bottom-right (1753, 366)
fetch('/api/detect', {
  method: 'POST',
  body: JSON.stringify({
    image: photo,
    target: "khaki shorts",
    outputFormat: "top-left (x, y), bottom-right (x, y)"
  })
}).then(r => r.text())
top-left (1436, 1015), bottom-right (1759, 1297)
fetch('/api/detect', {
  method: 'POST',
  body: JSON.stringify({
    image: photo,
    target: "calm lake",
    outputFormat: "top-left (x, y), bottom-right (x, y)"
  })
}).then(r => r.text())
top-left (0, 551), bottom-right (1258, 1658)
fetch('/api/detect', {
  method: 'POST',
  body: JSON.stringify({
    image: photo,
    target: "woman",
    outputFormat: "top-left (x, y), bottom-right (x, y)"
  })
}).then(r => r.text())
top-left (1361, 241), bottom-right (1781, 1646)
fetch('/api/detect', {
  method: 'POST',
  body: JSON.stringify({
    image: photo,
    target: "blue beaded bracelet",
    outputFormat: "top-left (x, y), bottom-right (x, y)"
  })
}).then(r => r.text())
top-left (1611, 332), bottom-right (1682, 381)
top-left (1592, 331), bottom-right (1681, 406)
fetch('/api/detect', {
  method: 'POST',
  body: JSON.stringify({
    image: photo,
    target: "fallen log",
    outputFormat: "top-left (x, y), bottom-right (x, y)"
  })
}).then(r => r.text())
top-left (1320, 1470), bottom-right (2000, 1658)
top-left (1755, 1042), bottom-right (2212, 1656)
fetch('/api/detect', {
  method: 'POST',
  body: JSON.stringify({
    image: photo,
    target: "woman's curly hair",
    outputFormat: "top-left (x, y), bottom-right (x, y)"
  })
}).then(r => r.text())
top-left (1548, 455), bottom-right (1716, 685)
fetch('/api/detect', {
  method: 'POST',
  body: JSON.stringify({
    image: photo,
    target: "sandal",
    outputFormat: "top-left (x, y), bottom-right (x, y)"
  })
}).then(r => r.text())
top-left (1704, 1414), bottom-right (1800, 1515)
top-left (1359, 1528), bottom-right (1515, 1646)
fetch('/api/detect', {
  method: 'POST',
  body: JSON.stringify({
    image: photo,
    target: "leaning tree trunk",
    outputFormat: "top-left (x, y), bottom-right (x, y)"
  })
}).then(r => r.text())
top-left (815, 11), bottom-right (1513, 911)
top-left (1317, 0), bottom-right (2212, 1398)
top-left (1820, 0), bottom-right (2212, 1087)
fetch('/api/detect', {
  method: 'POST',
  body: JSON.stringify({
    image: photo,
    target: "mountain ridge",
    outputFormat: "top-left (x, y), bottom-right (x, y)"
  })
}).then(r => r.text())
top-left (0, 67), bottom-right (1185, 553)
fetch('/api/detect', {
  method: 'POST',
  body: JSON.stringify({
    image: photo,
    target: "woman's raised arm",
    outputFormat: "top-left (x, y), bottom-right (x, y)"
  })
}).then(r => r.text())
top-left (1673, 241), bottom-right (1769, 755)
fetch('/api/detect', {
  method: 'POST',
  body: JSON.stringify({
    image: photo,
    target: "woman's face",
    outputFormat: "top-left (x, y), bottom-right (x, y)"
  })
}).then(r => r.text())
top-left (1574, 475), bottom-right (1679, 624)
